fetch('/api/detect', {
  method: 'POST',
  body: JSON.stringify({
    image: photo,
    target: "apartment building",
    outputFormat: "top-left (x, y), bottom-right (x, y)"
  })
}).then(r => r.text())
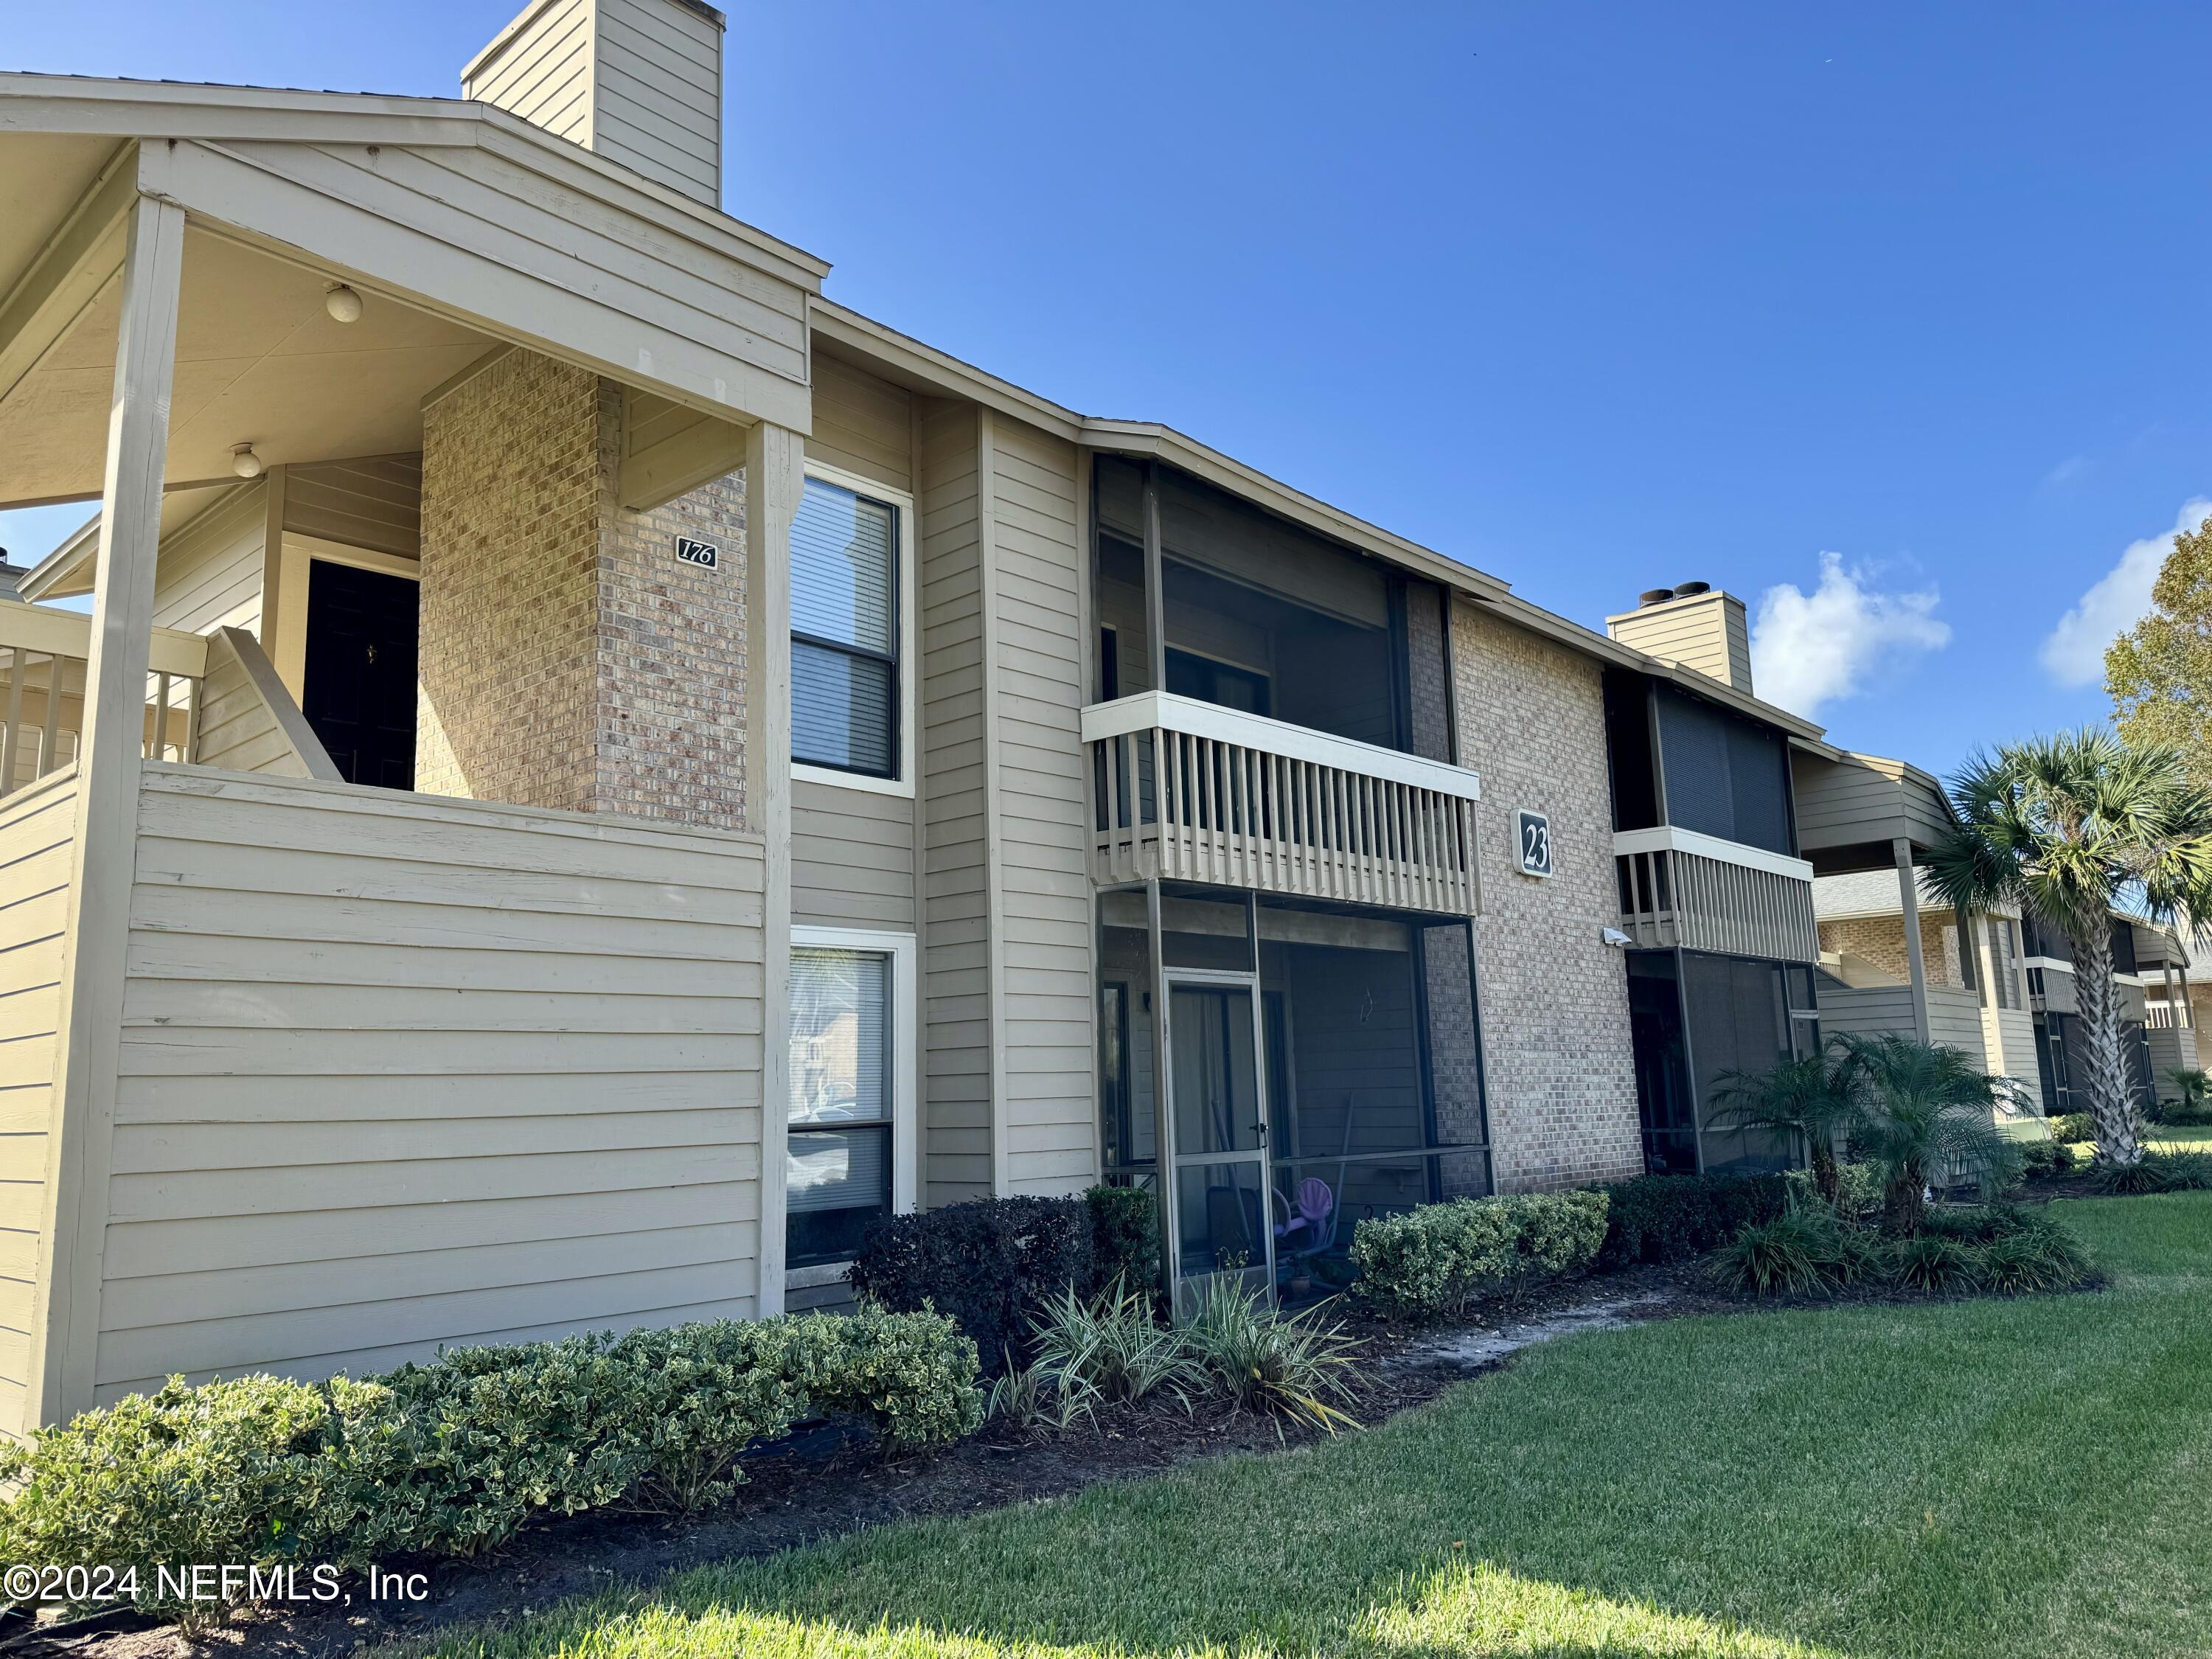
top-left (0, 0), bottom-right (2037, 1426)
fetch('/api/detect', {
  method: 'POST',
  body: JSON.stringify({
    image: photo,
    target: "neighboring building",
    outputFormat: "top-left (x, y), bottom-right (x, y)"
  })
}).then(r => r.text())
top-left (0, 0), bottom-right (2042, 1426)
top-left (2018, 914), bottom-right (2188, 1114)
top-left (1810, 863), bottom-right (2042, 1108)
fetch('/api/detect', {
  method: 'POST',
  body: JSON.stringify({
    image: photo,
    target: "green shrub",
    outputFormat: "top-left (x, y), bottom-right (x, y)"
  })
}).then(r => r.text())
top-left (2052, 1113), bottom-right (2096, 1144)
top-left (1085, 1183), bottom-right (1162, 1298)
top-left (1028, 1279), bottom-right (1194, 1409)
top-left (1706, 1213), bottom-right (1843, 1297)
top-left (1352, 1191), bottom-right (1608, 1319)
top-left (0, 1375), bottom-right (368, 1624)
top-left (1180, 1278), bottom-right (1361, 1431)
top-left (2014, 1139), bottom-right (2077, 1183)
top-left (1593, 1172), bottom-right (1789, 1267)
top-left (1886, 1234), bottom-right (1985, 1293)
top-left (1920, 1203), bottom-right (2031, 1244)
top-left (0, 1310), bottom-right (981, 1618)
top-left (1977, 1222), bottom-right (2096, 1294)
top-left (850, 1196), bottom-right (1095, 1374)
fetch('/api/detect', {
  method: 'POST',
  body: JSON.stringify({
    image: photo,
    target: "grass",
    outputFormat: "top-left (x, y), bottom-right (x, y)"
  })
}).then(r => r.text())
top-left (400, 1196), bottom-right (2212, 1659)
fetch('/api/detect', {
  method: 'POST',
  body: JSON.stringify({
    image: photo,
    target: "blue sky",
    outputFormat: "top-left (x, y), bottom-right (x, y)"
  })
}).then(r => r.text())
top-left (6, 2), bottom-right (2209, 777)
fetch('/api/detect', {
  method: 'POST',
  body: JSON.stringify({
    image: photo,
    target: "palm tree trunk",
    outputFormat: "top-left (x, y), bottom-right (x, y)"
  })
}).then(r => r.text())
top-left (2071, 920), bottom-right (2143, 1166)
top-left (1883, 1161), bottom-right (1925, 1236)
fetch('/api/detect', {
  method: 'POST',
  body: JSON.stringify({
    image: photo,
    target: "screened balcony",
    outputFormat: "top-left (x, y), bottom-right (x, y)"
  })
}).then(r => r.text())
top-left (1085, 691), bottom-right (1482, 915)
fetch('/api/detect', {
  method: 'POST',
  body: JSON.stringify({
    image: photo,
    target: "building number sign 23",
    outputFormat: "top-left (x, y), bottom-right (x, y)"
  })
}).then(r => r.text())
top-left (1516, 810), bottom-right (1554, 879)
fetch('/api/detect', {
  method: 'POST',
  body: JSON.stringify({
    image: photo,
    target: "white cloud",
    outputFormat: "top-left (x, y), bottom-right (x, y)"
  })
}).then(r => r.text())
top-left (2042, 453), bottom-right (2092, 490)
top-left (1748, 554), bottom-right (1951, 720)
top-left (2038, 497), bottom-right (2212, 688)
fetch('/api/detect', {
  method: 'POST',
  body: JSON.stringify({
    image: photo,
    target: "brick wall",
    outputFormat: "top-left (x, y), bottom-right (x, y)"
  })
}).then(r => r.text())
top-left (1405, 578), bottom-right (1452, 763)
top-left (1820, 914), bottom-right (1967, 987)
top-left (1451, 602), bottom-right (1644, 1191)
top-left (419, 348), bottom-right (751, 832)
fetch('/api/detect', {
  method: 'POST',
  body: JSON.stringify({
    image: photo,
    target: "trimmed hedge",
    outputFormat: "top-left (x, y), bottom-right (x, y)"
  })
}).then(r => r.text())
top-left (1593, 1172), bottom-right (1790, 1267)
top-left (2014, 1138), bottom-right (2077, 1183)
top-left (1087, 1183), bottom-right (1163, 1295)
top-left (0, 1309), bottom-right (980, 1622)
top-left (1350, 1191), bottom-right (1608, 1319)
top-left (2051, 1113), bottom-right (2095, 1144)
top-left (851, 1194), bottom-right (1096, 1371)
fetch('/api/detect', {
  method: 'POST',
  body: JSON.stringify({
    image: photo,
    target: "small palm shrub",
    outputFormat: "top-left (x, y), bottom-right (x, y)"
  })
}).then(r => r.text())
top-left (2051, 1113), bottom-right (2096, 1145)
top-left (2090, 1151), bottom-right (2212, 1194)
top-left (1352, 1190), bottom-right (1608, 1318)
top-left (1028, 1279), bottom-right (1195, 1409)
top-left (1705, 1204), bottom-right (2094, 1300)
top-left (1180, 1279), bottom-right (1361, 1432)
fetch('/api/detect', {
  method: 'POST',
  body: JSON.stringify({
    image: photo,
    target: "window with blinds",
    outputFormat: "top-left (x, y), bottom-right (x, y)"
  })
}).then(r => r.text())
top-left (787, 947), bottom-right (894, 1265)
top-left (791, 477), bottom-right (899, 778)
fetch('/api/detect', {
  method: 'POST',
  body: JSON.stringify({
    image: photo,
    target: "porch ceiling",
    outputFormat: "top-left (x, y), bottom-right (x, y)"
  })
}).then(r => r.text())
top-left (0, 134), bottom-right (117, 302)
top-left (0, 222), bottom-right (492, 511)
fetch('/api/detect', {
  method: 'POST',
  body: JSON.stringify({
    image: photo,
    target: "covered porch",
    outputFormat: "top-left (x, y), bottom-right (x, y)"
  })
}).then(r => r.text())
top-left (1096, 884), bottom-right (1489, 1304)
top-left (0, 100), bottom-right (818, 1429)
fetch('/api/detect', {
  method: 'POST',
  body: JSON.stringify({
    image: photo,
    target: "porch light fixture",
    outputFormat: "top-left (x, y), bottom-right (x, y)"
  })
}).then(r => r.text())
top-left (324, 284), bottom-right (363, 324)
top-left (1601, 926), bottom-right (1632, 949)
top-left (230, 443), bottom-right (264, 479)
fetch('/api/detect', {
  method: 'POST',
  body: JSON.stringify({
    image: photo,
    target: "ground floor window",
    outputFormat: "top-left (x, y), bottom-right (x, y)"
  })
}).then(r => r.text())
top-left (787, 928), bottom-right (916, 1269)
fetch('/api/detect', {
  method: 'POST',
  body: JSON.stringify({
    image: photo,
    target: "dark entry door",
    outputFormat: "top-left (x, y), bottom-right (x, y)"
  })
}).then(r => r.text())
top-left (302, 561), bottom-right (419, 790)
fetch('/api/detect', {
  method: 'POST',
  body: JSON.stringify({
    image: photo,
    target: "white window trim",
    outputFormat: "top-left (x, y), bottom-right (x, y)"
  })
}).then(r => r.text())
top-left (790, 460), bottom-right (918, 799)
top-left (786, 925), bottom-right (919, 1285)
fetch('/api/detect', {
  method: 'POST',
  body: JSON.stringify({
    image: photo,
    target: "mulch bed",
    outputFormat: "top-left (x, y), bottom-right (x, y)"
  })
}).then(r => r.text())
top-left (14, 1253), bottom-right (2087, 1658)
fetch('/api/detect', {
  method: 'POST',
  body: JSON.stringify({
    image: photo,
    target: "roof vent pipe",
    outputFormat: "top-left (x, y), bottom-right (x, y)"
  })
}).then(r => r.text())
top-left (1672, 580), bottom-right (1711, 597)
top-left (1638, 588), bottom-right (1675, 608)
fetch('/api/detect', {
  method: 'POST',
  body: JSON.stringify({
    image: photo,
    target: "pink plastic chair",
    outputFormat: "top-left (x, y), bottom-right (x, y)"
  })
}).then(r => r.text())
top-left (1273, 1177), bottom-right (1337, 1259)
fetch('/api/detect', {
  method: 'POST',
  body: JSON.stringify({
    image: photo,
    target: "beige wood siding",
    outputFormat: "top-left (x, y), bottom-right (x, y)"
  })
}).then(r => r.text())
top-left (590, 0), bottom-right (723, 206)
top-left (1986, 1006), bottom-right (2043, 1108)
top-left (791, 356), bottom-right (917, 933)
top-left (162, 139), bottom-right (811, 428)
top-left (94, 766), bottom-right (765, 1400)
top-left (986, 417), bottom-right (1093, 1196)
top-left (285, 454), bottom-right (423, 560)
top-left (0, 770), bottom-right (77, 1438)
top-left (917, 402), bottom-right (989, 1203)
top-left (470, 0), bottom-right (597, 146)
top-left (152, 483), bottom-right (265, 636)
top-left (807, 352), bottom-right (914, 492)
top-left (792, 780), bottom-right (913, 931)
top-left (1816, 981), bottom-right (1988, 1060)
top-left (192, 630), bottom-right (337, 780)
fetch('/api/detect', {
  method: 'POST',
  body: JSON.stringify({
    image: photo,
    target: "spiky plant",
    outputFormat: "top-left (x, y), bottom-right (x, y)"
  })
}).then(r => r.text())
top-left (1709, 1053), bottom-right (1863, 1206)
top-left (1828, 1033), bottom-right (2022, 1235)
top-left (1922, 729), bottom-right (2212, 1168)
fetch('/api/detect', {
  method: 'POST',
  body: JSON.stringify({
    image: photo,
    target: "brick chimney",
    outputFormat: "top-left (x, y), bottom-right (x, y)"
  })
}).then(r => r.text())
top-left (463, 0), bottom-right (726, 208)
top-left (1605, 581), bottom-right (1755, 695)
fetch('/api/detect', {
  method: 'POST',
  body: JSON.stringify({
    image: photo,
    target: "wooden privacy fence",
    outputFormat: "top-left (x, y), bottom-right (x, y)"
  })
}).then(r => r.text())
top-left (0, 602), bottom-right (208, 798)
top-left (1613, 830), bottom-right (1818, 964)
top-left (1082, 691), bottom-right (1481, 915)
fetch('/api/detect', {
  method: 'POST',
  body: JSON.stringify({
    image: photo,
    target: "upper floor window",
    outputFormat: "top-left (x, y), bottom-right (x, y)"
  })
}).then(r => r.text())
top-left (791, 476), bottom-right (898, 779)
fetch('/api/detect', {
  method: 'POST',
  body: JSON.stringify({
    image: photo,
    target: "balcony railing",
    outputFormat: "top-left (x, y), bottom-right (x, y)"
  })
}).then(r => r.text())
top-left (1613, 826), bottom-right (1818, 963)
top-left (0, 602), bottom-right (207, 799)
top-left (1082, 692), bottom-right (1481, 915)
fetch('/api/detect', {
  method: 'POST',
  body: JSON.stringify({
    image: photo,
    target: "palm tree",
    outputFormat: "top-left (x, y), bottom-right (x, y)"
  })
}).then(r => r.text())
top-left (1708, 1052), bottom-right (1862, 1206)
top-left (1922, 729), bottom-right (2212, 1168)
top-left (1829, 1033), bottom-right (2020, 1235)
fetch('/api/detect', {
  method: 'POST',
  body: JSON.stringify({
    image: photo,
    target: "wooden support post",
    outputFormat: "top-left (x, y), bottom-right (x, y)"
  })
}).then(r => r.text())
top-left (1142, 461), bottom-right (1166, 695)
top-left (746, 420), bottom-right (801, 1318)
top-left (1895, 838), bottom-right (1933, 1046)
top-left (32, 184), bottom-right (185, 1426)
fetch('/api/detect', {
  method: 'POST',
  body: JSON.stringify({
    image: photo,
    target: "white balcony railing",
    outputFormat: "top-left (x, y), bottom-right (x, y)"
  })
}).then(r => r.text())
top-left (0, 602), bottom-right (208, 799)
top-left (1613, 825), bottom-right (1818, 964)
top-left (1081, 691), bottom-right (1481, 915)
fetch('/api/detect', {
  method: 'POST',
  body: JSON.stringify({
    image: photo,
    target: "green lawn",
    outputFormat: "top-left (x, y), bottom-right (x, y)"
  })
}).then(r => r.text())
top-left (408, 1195), bottom-right (2212, 1659)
